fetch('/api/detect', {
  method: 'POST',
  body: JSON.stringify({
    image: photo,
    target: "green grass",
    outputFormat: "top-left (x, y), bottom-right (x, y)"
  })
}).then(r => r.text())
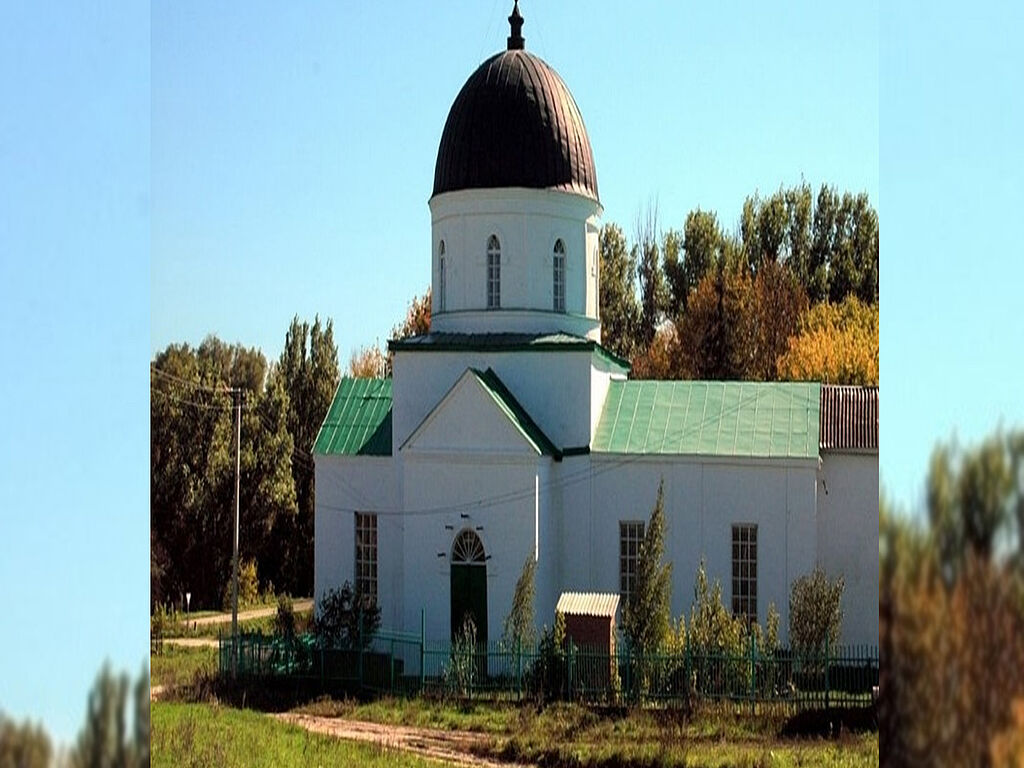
top-left (294, 697), bottom-right (878, 768)
top-left (151, 645), bottom-right (218, 689)
top-left (152, 702), bottom-right (445, 768)
top-left (162, 609), bottom-right (313, 639)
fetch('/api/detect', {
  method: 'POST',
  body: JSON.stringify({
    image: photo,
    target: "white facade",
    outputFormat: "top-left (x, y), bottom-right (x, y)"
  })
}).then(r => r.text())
top-left (313, 18), bottom-right (878, 653)
top-left (430, 187), bottom-right (603, 341)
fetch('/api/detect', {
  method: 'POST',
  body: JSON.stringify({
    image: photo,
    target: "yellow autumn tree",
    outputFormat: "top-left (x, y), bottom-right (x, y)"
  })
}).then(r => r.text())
top-left (776, 296), bottom-right (878, 385)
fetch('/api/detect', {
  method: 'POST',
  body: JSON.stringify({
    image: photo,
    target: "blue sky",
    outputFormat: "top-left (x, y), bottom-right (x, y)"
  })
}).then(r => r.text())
top-left (0, 0), bottom-right (1021, 746)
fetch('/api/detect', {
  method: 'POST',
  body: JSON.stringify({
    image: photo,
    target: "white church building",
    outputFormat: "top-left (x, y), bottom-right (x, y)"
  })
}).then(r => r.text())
top-left (313, 4), bottom-right (879, 649)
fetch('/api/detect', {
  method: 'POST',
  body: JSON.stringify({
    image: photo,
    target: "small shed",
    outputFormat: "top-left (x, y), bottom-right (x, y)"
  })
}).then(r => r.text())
top-left (556, 592), bottom-right (620, 653)
top-left (556, 592), bottom-right (620, 690)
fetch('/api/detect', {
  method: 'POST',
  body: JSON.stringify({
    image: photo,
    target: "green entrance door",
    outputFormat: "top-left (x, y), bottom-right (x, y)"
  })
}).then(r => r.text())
top-left (450, 530), bottom-right (487, 648)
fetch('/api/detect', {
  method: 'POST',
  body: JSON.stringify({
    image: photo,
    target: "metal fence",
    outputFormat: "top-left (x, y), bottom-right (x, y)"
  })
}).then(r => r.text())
top-left (219, 625), bottom-right (877, 713)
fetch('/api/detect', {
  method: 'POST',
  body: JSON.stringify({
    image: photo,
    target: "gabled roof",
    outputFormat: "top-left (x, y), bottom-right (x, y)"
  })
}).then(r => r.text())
top-left (403, 367), bottom-right (559, 458)
top-left (313, 378), bottom-right (392, 456)
top-left (592, 381), bottom-right (821, 459)
top-left (819, 385), bottom-right (878, 452)
top-left (471, 368), bottom-right (559, 457)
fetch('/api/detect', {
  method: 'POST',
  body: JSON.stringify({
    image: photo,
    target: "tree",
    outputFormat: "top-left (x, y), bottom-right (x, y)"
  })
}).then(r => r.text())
top-left (151, 337), bottom-right (297, 609)
top-left (788, 565), bottom-right (844, 654)
top-left (598, 223), bottom-right (641, 361)
top-left (384, 288), bottom-right (431, 376)
top-left (71, 664), bottom-right (148, 768)
top-left (274, 316), bottom-right (339, 596)
top-left (502, 554), bottom-right (537, 649)
top-left (0, 713), bottom-right (52, 768)
top-left (315, 581), bottom-right (381, 649)
top-left (775, 297), bottom-right (879, 385)
top-left (622, 479), bottom-right (672, 654)
top-left (348, 344), bottom-right (386, 378)
top-left (667, 209), bottom-right (723, 315)
top-left (635, 201), bottom-right (667, 349)
top-left (675, 260), bottom-right (755, 380)
top-left (750, 259), bottom-right (807, 381)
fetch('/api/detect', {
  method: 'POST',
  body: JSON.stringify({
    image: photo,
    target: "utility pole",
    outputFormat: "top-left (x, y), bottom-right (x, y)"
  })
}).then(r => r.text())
top-left (230, 387), bottom-right (243, 676)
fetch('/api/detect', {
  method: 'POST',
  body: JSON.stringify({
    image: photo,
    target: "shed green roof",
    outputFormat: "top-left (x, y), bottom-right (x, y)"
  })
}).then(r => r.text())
top-left (313, 378), bottom-right (392, 456)
top-left (592, 381), bottom-right (820, 459)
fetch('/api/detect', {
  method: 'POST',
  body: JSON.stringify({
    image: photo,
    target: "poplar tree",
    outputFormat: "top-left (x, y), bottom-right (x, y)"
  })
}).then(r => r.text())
top-left (622, 479), bottom-right (672, 654)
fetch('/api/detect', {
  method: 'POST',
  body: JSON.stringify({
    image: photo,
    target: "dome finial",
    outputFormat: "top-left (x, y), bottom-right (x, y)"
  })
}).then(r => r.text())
top-left (507, 1), bottom-right (525, 50)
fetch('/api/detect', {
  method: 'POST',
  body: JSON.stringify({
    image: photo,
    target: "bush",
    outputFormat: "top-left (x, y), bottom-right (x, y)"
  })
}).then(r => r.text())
top-left (221, 558), bottom-right (260, 612)
top-left (275, 594), bottom-right (296, 641)
top-left (446, 615), bottom-right (478, 698)
top-left (789, 565), bottom-right (844, 655)
top-left (314, 581), bottom-right (380, 649)
top-left (533, 611), bottom-right (567, 702)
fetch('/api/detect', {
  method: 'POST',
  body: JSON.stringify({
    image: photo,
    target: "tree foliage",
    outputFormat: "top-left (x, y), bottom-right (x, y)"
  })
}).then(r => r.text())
top-left (788, 565), bottom-right (844, 655)
top-left (314, 581), bottom-right (381, 649)
top-left (0, 713), bottom-right (51, 768)
top-left (502, 554), bottom-right (537, 649)
top-left (70, 663), bottom-right (149, 768)
top-left (776, 297), bottom-right (879, 385)
top-left (150, 336), bottom-right (297, 609)
top-left (598, 223), bottom-right (641, 361)
top-left (274, 316), bottom-right (339, 596)
top-left (622, 479), bottom-right (672, 654)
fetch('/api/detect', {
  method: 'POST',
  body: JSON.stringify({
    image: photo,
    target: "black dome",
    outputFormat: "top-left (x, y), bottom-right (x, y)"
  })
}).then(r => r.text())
top-left (432, 49), bottom-right (599, 202)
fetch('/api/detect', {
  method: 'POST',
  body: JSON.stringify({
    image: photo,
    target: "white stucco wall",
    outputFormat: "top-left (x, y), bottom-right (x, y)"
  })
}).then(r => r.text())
top-left (313, 455), bottom-right (402, 629)
top-left (817, 451), bottom-right (879, 646)
top-left (429, 187), bottom-right (601, 337)
top-left (400, 452), bottom-right (543, 645)
top-left (547, 455), bottom-right (819, 645)
top-left (392, 348), bottom-right (602, 451)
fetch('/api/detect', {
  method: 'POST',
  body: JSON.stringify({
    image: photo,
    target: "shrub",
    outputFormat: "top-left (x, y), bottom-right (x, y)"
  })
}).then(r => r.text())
top-left (221, 558), bottom-right (260, 612)
top-left (534, 611), bottom-right (567, 702)
top-left (314, 581), bottom-right (380, 649)
top-left (789, 565), bottom-right (844, 655)
top-left (502, 554), bottom-right (537, 650)
top-left (622, 479), bottom-right (672, 655)
top-left (275, 594), bottom-right (296, 641)
top-left (446, 615), bottom-right (478, 698)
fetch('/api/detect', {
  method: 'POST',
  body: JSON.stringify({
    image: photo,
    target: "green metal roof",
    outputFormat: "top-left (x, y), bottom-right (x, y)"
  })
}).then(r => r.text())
top-left (470, 368), bottom-right (559, 457)
top-left (592, 381), bottom-right (821, 459)
top-left (388, 332), bottom-right (630, 372)
top-left (313, 378), bottom-right (392, 456)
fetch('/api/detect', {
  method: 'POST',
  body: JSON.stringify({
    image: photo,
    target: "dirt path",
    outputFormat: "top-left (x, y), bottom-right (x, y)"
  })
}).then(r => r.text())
top-left (185, 598), bottom-right (313, 626)
top-left (277, 713), bottom-right (534, 768)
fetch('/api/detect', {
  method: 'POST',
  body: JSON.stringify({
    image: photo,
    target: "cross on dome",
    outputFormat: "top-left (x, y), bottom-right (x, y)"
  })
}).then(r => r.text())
top-left (507, 1), bottom-right (525, 50)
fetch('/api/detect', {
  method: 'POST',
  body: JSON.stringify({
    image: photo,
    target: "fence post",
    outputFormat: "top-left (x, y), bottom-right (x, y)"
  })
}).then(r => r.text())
top-left (419, 608), bottom-right (425, 693)
top-left (824, 635), bottom-right (830, 712)
top-left (358, 605), bottom-right (364, 690)
top-left (516, 636), bottom-right (522, 701)
top-left (749, 632), bottom-right (756, 716)
top-left (390, 637), bottom-right (395, 694)
top-left (568, 641), bottom-right (575, 701)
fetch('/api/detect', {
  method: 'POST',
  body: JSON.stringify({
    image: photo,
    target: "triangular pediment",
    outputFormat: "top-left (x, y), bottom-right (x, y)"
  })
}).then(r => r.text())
top-left (401, 368), bottom-right (558, 457)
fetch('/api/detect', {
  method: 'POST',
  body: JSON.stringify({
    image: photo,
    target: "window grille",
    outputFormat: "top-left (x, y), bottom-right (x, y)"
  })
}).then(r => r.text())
top-left (731, 524), bottom-right (757, 624)
top-left (487, 235), bottom-right (501, 309)
top-left (438, 240), bottom-right (446, 312)
top-left (355, 512), bottom-right (378, 603)
top-left (619, 521), bottom-right (645, 605)
top-left (553, 239), bottom-right (566, 312)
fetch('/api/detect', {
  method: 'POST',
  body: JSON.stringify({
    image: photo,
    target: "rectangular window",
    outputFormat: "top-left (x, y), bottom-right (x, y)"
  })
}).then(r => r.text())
top-left (731, 524), bottom-right (757, 625)
top-left (619, 521), bottom-right (645, 604)
top-left (487, 251), bottom-right (500, 308)
top-left (355, 512), bottom-right (378, 604)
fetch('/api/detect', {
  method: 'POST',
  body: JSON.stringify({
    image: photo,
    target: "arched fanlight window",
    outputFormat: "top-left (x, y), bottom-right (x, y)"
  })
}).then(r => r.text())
top-left (486, 235), bottom-right (501, 309)
top-left (452, 529), bottom-right (486, 564)
top-left (438, 240), bottom-right (446, 313)
top-left (553, 239), bottom-right (566, 312)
